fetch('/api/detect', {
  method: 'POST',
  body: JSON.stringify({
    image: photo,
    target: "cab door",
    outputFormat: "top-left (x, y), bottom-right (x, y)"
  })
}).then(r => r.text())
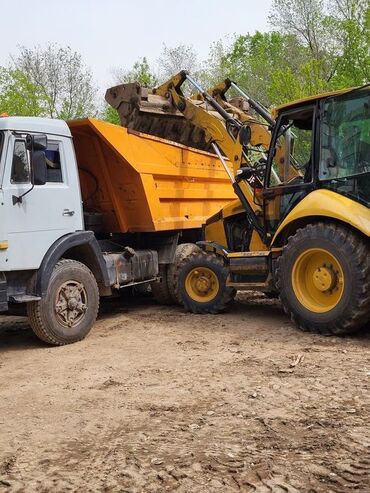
top-left (2, 134), bottom-right (83, 270)
top-left (263, 105), bottom-right (317, 236)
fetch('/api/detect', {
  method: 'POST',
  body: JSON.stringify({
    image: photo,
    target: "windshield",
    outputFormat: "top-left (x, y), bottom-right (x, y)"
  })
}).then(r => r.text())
top-left (319, 90), bottom-right (370, 206)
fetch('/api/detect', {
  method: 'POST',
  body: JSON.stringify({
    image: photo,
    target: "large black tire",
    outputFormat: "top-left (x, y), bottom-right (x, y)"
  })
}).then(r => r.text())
top-left (151, 244), bottom-right (202, 305)
top-left (150, 264), bottom-right (174, 305)
top-left (276, 222), bottom-right (370, 335)
top-left (27, 259), bottom-right (99, 345)
top-left (167, 243), bottom-right (201, 304)
top-left (175, 250), bottom-right (236, 314)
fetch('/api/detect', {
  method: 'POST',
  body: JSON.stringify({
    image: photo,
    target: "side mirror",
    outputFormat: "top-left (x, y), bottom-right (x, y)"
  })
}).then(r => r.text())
top-left (26, 134), bottom-right (47, 152)
top-left (33, 134), bottom-right (48, 151)
top-left (239, 125), bottom-right (251, 147)
top-left (26, 134), bottom-right (47, 186)
top-left (12, 133), bottom-right (47, 204)
top-left (32, 151), bottom-right (47, 185)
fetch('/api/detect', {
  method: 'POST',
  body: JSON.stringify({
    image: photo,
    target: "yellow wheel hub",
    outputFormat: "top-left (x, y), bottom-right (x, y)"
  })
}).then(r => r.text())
top-left (292, 248), bottom-right (344, 313)
top-left (312, 267), bottom-right (334, 292)
top-left (185, 267), bottom-right (219, 303)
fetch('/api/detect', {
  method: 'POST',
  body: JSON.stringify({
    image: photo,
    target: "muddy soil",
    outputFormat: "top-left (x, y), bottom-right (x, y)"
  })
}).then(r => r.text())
top-left (0, 293), bottom-right (369, 492)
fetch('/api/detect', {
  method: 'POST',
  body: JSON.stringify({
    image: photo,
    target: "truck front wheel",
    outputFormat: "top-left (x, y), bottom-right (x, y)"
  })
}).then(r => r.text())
top-left (28, 259), bottom-right (99, 345)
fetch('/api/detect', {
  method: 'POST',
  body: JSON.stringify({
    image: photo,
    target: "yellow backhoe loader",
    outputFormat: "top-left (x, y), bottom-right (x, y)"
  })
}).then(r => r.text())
top-left (107, 73), bottom-right (370, 335)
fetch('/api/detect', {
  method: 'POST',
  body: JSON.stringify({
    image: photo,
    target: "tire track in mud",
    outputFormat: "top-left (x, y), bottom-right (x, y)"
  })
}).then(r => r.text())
top-left (317, 430), bottom-right (370, 493)
top-left (1, 301), bottom-right (369, 492)
top-left (1, 393), bottom-right (368, 492)
top-left (24, 389), bottom-right (367, 493)
top-left (2, 409), bottom-right (302, 492)
top-left (3, 423), bottom-right (368, 493)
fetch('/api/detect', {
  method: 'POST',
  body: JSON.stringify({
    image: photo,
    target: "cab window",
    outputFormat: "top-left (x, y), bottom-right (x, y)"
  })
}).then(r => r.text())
top-left (11, 140), bottom-right (30, 184)
top-left (45, 142), bottom-right (63, 183)
top-left (268, 107), bottom-right (315, 187)
top-left (320, 92), bottom-right (369, 180)
top-left (319, 90), bottom-right (370, 206)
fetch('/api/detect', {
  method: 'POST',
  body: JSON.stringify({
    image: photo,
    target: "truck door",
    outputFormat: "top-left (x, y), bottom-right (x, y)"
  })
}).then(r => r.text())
top-left (2, 134), bottom-right (83, 270)
top-left (263, 106), bottom-right (316, 235)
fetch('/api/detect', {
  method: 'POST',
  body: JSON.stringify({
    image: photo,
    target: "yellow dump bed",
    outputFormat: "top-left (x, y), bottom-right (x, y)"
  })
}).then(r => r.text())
top-left (68, 118), bottom-right (234, 233)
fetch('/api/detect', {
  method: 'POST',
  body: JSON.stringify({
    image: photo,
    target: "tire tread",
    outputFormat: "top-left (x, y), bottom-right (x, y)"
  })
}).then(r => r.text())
top-left (27, 259), bottom-right (99, 345)
top-left (276, 222), bottom-right (370, 335)
top-left (150, 265), bottom-right (174, 305)
top-left (175, 250), bottom-right (235, 314)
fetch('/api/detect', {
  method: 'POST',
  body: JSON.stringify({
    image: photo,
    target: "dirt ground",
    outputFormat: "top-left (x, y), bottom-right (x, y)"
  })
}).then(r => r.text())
top-left (0, 292), bottom-right (369, 493)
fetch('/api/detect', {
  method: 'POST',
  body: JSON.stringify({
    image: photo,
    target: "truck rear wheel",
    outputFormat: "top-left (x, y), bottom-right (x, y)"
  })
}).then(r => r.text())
top-left (276, 222), bottom-right (370, 335)
top-left (176, 250), bottom-right (236, 314)
top-left (151, 265), bottom-right (174, 305)
top-left (28, 259), bottom-right (99, 345)
top-left (168, 243), bottom-right (201, 304)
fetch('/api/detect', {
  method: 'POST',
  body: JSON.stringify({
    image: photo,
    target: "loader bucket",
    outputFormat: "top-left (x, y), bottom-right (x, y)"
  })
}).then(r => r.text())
top-left (105, 82), bottom-right (210, 151)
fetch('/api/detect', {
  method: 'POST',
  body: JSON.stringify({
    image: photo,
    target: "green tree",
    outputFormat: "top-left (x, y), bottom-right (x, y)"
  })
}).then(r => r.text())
top-left (157, 44), bottom-right (200, 82)
top-left (218, 31), bottom-right (310, 106)
top-left (217, 0), bottom-right (369, 110)
top-left (198, 39), bottom-right (230, 89)
top-left (0, 68), bottom-right (47, 116)
top-left (102, 105), bottom-right (121, 125)
top-left (12, 44), bottom-right (97, 119)
top-left (103, 57), bottom-right (158, 124)
top-left (113, 57), bottom-right (158, 87)
top-left (329, 1), bottom-right (370, 87)
top-left (269, 0), bottom-right (369, 92)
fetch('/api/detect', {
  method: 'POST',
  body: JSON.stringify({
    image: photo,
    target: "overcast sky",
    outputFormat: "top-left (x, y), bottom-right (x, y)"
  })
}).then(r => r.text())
top-left (2, 0), bottom-right (272, 91)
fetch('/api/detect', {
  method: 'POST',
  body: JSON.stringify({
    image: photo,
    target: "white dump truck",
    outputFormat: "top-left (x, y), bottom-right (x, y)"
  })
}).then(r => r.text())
top-left (0, 116), bottom-right (234, 345)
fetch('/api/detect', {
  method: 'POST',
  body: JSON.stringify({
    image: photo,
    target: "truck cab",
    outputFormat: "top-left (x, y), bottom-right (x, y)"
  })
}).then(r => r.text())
top-left (0, 118), bottom-right (83, 274)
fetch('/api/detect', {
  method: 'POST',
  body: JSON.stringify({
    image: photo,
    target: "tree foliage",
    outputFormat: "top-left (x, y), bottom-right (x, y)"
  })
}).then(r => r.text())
top-left (0, 2), bottom-right (368, 123)
top-left (329, 0), bottom-right (370, 87)
top-left (212, 0), bottom-right (369, 107)
top-left (113, 57), bottom-right (158, 87)
top-left (102, 105), bottom-right (121, 125)
top-left (102, 57), bottom-right (158, 124)
top-left (157, 44), bottom-right (201, 82)
top-left (217, 31), bottom-right (312, 105)
top-left (0, 68), bottom-right (47, 116)
top-left (269, 0), bottom-right (369, 89)
top-left (12, 44), bottom-right (97, 119)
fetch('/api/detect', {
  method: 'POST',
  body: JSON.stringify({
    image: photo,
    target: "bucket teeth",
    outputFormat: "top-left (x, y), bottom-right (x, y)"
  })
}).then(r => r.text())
top-left (105, 82), bottom-right (210, 151)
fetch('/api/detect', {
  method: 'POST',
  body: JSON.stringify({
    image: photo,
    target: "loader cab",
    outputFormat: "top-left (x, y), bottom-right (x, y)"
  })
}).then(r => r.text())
top-left (262, 87), bottom-right (370, 235)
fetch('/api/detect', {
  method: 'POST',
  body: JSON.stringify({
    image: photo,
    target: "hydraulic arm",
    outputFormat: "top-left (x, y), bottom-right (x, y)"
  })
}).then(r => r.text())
top-left (153, 71), bottom-right (266, 240)
top-left (208, 79), bottom-right (299, 184)
top-left (154, 72), bottom-right (246, 175)
top-left (209, 79), bottom-right (275, 151)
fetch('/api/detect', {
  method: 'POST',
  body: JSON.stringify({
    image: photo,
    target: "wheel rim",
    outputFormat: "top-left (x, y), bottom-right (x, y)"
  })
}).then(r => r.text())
top-left (185, 267), bottom-right (219, 303)
top-left (292, 248), bottom-right (344, 313)
top-left (55, 280), bottom-right (88, 327)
